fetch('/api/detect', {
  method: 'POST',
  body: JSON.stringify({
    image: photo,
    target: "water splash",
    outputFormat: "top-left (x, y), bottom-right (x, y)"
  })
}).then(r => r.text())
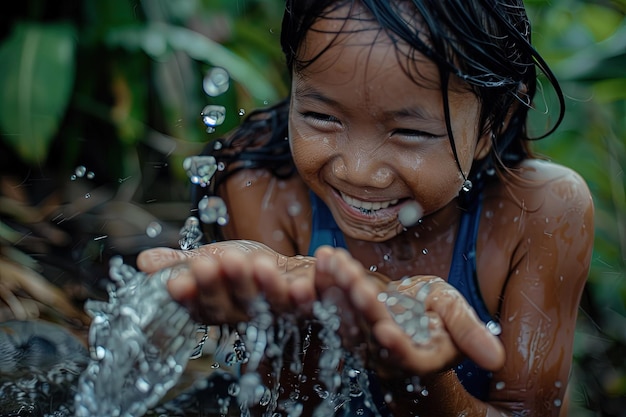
top-left (379, 282), bottom-right (431, 344)
top-left (73, 259), bottom-right (198, 417)
top-left (178, 216), bottom-right (203, 250)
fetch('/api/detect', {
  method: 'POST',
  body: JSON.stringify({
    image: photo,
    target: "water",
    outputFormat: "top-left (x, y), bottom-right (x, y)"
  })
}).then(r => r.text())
top-left (73, 259), bottom-right (199, 417)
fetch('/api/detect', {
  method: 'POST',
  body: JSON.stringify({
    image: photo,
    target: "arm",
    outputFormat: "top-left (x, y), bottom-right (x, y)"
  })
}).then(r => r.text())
top-left (378, 166), bottom-right (594, 417)
top-left (217, 168), bottom-right (311, 256)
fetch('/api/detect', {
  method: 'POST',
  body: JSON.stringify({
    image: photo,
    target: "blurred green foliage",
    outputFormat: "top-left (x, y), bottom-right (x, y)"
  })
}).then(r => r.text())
top-left (0, 0), bottom-right (625, 415)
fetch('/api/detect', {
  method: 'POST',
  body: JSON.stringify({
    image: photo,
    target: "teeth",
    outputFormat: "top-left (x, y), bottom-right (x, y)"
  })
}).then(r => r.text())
top-left (340, 192), bottom-right (398, 211)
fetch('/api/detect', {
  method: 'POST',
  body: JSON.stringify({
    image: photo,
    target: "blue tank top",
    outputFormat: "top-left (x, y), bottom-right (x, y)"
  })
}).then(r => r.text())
top-left (307, 192), bottom-right (495, 413)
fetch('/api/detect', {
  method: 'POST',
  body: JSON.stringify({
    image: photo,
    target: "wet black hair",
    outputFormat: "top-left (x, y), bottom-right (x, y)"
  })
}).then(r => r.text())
top-left (200, 0), bottom-right (565, 219)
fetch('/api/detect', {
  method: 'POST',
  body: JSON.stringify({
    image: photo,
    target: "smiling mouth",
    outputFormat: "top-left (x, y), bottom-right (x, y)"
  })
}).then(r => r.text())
top-left (340, 191), bottom-right (399, 215)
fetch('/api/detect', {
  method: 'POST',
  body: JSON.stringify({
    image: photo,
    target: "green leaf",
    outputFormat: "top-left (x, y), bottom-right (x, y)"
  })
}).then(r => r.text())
top-left (0, 22), bottom-right (77, 165)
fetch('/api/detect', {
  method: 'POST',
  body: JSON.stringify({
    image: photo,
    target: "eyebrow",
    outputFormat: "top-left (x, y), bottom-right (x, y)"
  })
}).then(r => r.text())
top-left (294, 84), bottom-right (343, 109)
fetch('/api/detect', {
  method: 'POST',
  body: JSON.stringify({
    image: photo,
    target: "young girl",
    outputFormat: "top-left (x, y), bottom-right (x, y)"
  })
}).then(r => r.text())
top-left (138, 0), bottom-right (594, 415)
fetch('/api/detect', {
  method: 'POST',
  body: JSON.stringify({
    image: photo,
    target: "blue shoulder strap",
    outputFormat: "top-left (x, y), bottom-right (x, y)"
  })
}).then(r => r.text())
top-left (308, 192), bottom-right (348, 256)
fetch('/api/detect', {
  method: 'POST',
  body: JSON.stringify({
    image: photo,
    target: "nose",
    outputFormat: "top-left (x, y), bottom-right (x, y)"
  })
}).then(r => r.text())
top-left (331, 149), bottom-right (394, 189)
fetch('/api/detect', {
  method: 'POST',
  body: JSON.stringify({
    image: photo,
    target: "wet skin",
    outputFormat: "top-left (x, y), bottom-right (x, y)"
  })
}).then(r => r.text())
top-left (138, 5), bottom-right (594, 417)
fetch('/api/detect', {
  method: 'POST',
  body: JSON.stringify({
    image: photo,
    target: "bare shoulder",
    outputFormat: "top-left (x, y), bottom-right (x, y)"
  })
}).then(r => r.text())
top-left (486, 158), bottom-right (593, 227)
top-left (478, 158), bottom-right (594, 313)
top-left (515, 158), bottom-right (593, 209)
top-left (218, 168), bottom-right (312, 256)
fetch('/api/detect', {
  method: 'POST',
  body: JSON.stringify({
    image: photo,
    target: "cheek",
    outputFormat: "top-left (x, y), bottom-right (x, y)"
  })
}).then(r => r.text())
top-left (288, 123), bottom-right (334, 177)
top-left (396, 149), bottom-right (463, 209)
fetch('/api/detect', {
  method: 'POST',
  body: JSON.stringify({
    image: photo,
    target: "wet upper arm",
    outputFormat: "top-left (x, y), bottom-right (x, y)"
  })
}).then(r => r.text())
top-left (486, 161), bottom-right (594, 414)
top-left (217, 168), bottom-right (312, 256)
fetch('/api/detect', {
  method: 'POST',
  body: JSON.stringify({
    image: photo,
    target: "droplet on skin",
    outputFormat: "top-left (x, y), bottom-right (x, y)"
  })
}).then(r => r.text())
top-left (146, 221), bottom-right (162, 238)
top-left (486, 320), bottom-right (502, 336)
top-left (398, 201), bottom-right (424, 228)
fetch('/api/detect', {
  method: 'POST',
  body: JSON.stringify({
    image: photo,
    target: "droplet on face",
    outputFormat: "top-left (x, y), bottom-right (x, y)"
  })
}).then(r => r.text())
top-left (203, 67), bottom-right (230, 96)
top-left (201, 105), bottom-right (226, 132)
top-left (398, 201), bottom-right (424, 228)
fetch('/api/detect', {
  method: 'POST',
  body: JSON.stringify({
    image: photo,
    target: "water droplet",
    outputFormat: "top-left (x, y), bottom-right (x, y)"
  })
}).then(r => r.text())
top-left (554, 399), bottom-right (562, 407)
top-left (135, 377), bottom-right (151, 393)
top-left (84, 193), bottom-right (91, 199)
top-left (554, 380), bottom-right (562, 388)
top-left (228, 382), bottom-right (240, 396)
top-left (203, 67), bottom-right (230, 96)
top-left (75, 165), bottom-right (87, 177)
top-left (213, 140), bottom-right (223, 150)
top-left (183, 155), bottom-right (218, 187)
top-left (201, 104), bottom-right (226, 130)
top-left (272, 230), bottom-right (285, 241)
top-left (146, 221), bottom-right (162, 238)
top-left (486, 320), bottom-right (502, 336)
top-left (398, 201), bottom-right (424, 228)
top-left (485, 210), bottom-right (494, 219)
top-left (238, 108), bottom-right (246, 116)
top-left (287, 202), bottom-right (302, 216)
top-left (383, 254), bottom-right (391, 261)
top-left (217, 161), bottom-right (226, 171)
top-left (198, 196), bottom-right (228, 225)
top-left (422, 248), bottom-right (428, 255)
top-left (461, 179), bottom-right (473, 192)
top-left (369, 265), bottom-right (377, 272)
top-left (70, 174), bottom-right (77, 181)
top-left (95, 346), bottom-right (106, 359)
top-left (495, 381), bottom-right (506, 390)
top-left (87, 171), bottom-right (95, 179)
top-left (421, 388), bottom-right (429, 396)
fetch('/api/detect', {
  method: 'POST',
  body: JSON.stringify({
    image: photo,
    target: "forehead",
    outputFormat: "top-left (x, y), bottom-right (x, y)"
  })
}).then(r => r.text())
top-left (296, 4), bottom-right (438, 86)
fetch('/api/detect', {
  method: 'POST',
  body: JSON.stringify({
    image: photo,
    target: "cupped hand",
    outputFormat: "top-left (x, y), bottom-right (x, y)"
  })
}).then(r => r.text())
top-left (137, 240), bottom-right (317, 325)
top-left (312, 246), bottom-right (505, 377)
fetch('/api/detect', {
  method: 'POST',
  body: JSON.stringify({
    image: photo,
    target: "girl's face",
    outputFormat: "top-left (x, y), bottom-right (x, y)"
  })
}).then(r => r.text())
top-left (288, 6), bottom-right (491, 242)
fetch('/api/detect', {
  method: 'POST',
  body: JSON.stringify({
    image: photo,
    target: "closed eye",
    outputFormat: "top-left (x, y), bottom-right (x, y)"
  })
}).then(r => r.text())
top-left (393, 128), bottom-right (445, 141)
top-left (302, 112), bottom-right (342, 130)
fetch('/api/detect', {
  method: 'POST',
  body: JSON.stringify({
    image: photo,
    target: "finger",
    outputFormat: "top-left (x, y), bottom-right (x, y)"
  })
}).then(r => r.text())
top-left (187, 256), bottom-right (247, 324)
top-left (252, 255), bottom-right (290, 309)
top-left (166, 267), bottom-right (198, 303)
top-left (426, 281), bottom-right (505, 371)
top-left (220, 250), bottom-right (259, 306)
top-left (372, 316), bottom-right (456, 374)
top-left (137, 247), bottom-right (194, 273)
